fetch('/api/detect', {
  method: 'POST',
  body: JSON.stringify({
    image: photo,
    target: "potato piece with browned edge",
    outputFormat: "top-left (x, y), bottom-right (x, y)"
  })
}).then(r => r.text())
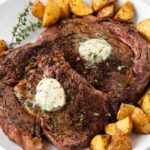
top-left (105, 117), bottom-right (133, 135)
top-left (117, 103), bottom-right (135, 120)
top-left (132, 107), bottom-right (150, 134)
top-left (116, 117), bottom-right (133, 135)
top-left (97, 4), bottom-right (115, 18)
top-left (105, 123), bottom-right (116, 135)
top-left (107, 134), bottom-right (132, 150)
top-left (136, 19), bottom-right (150, 41)
top-left (55, 0), bottom-right (70, 19)
top-left (92, 0), bottom-right (114, 12)
top-left (141, 89), bottom-right (150, 116)
top-left (114, 1), bottom-right (135, 22)
top-left (42, 0), bottom-right (61, 27)
top-left (0, 40), bottom-right (8, 53)
top-left (32, 0), bottom-right (45, 20)
top-left (90, 135), bottom-right (111, 150)
top-left (70, 0), bottom-right (93, 16)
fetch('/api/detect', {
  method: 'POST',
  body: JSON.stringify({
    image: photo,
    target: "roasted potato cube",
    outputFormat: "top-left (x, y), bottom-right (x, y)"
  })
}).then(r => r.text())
top-left (141, 90), bottom-right (150, 116)
top-left (107, 134), bottom-right (132, 150)
top-left (116, 117), bottom-right (133, 135)
top-left (92, 0), bottom-right (114, 12)
top-left (97, 4), bottom-right (115, 18)
top-left (32, 0), bottom-right (45, 20)
top-left (136, 19), bottom-right (150, 41)
top-left (114, 1), bottom-right (135, 22)
top-left (132, 107), bottom-right (150, 134)
top-left (70, 0), bottom-right (93, 16)
top-left (105, 117), bottom-right (133, 135)
top-left (117, 103), bottom-right (135, 120)
top-left (42, 0), bottom-right (61, 27)
top-left (55, 0), bottom-right (70, 19)
top-left (105, 123), bottom-right (116, 135)
top-left (0, 40), bottom-right (8, 53)
top-left (90, 135), bottom-right (111, 150)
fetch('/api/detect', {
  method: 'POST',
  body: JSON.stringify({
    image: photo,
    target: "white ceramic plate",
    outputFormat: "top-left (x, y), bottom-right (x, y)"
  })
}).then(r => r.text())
top-left (0, 0), bottom-right (150, 150)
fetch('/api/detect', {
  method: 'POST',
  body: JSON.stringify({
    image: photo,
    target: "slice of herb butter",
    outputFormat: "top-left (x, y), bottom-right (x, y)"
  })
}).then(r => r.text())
top-left (35, 78), bottom-right (66, 112)
top-left (79, 39), bottom-right (112, 64)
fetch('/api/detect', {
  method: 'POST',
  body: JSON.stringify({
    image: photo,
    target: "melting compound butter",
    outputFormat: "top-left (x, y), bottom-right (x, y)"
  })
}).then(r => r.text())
top-left (35, 78), bottom-right (66, 112)
top-left (79, 39), bottom-right (112, 64)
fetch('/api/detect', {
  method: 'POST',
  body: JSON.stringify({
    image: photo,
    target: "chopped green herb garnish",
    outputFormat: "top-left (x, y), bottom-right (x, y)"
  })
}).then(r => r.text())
top-left (79, 113), bottom-right (84, 122)
top-left (100, 35), bottom-right (108, 40)
top-left (61, 20), bottom-right (67, 24)
top-left (26, 58), bottom-right (35, 66)
top-left (92, 79), bottom-right (99, 86)
top-left (105, 112), bottom-right (112, 118)
top-left (76, 113), bottom-right (85, 127)
top-left (48, 119), bottom-right (58, 128)
top-left (94, 112), bottom-right (100, 117)
top-left (80, 39), bottom-right (87, 43)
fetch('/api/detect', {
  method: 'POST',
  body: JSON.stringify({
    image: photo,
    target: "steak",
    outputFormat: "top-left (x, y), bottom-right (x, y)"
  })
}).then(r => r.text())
top-left (0, 82), bottom-right (43, 150)
top-left (0, 41), bottom-right (111, 150)
top-left (40, 16), bottom-right (150, 106)
top-left (0, 16), bottom-right (149, 150)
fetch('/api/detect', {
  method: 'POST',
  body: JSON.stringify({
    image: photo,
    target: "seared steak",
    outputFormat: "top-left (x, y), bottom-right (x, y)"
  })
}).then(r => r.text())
top-left (40, 16), bottom-right (150, 106)
top-left (0, 41), bottom-right (112, 149)
top-left (0, 16), bottom-right (149, 150)
top-left (0, 82), bottom-right (43, 150)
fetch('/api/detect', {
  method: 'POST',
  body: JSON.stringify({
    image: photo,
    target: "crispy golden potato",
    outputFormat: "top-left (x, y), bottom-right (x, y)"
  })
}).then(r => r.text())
top-left (90, 135), bottom-right (111, 150)
top-left (105, 117), bottom-right (133, 135)
top-left (141, 90), bottom-right (150, 116)
top-left (0, 40), bottom-right (8, 53)
top-left (116, 117), bottom-right (133, 135)
top-left (107, 134), bottom-right (132, 150)
top-left (55, 0), bottom-right (70, 19)
top-left (114, 1), bottom-right (135, 22)
top-left (136, 19), bottom-right (150, 41)
top-left (117, 103), bottom-right (135, 120)
top-left (138, 88), bottom-right (150, 116)
top-left (138, 87), bottom-right (150, 107)
top-left (42, 0), bottom-right (61, 27)
top-left (32, 0), bottom-right (45, 20)
top-left (97, 4), bottom-right (115, 18)
top-left (105, 123), bottom-right (116, 135)
top-left (92, 0), bottom-right (114, 12)
top-left (132, 107), bottom-right (150, 134)
top-left (70, 0), bottom-right (93, 16)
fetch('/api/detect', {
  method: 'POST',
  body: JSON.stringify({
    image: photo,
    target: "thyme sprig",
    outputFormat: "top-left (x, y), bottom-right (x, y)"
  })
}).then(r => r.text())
top-left (9, 1), bottom-right (41, 48)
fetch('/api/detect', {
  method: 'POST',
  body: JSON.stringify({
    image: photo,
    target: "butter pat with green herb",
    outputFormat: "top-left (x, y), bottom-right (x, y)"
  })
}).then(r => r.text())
top-left (35, 78), bottom-right (66, 112)
top-left (79, 39), bottom-right (112, 64)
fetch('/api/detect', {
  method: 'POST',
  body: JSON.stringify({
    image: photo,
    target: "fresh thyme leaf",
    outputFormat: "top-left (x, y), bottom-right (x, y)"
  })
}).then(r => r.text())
top-left (9, 1), bottom-right (41, 48)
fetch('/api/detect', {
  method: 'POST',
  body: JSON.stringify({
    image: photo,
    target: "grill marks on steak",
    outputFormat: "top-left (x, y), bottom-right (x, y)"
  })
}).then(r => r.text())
top-left (39, 16), bottom-right (150, 104)
top-left (0, 41), bottom-right (111, 149)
